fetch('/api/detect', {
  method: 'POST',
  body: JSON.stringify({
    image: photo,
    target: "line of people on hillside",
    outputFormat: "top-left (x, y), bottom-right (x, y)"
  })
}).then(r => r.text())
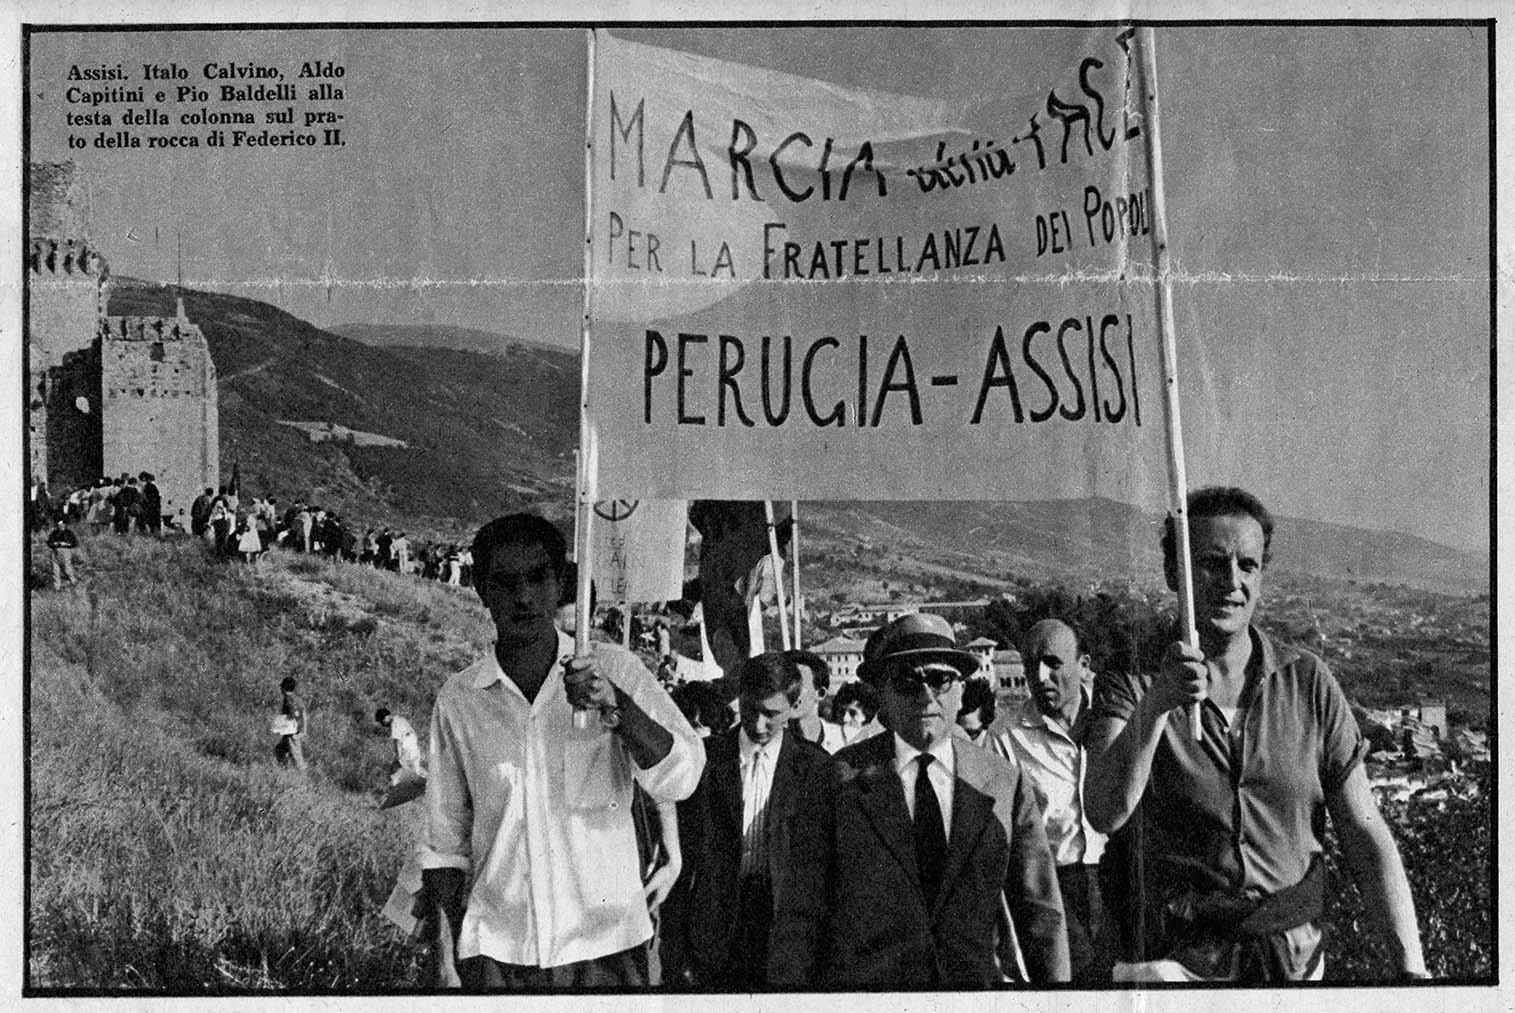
top-left (33, 472), bottom-right (168, 589)
top-left (186, 486), bottom-right (477, 583)
top-left (36, 471), bottom-right (485, 588)
top-left (374, 490), bottom-right (1428, 992)
top-left (34, 473), bottom-right (166, 536)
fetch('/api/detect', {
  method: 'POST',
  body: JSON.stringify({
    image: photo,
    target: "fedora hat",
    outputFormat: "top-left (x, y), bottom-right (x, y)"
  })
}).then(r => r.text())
top-left (857, 612), bottom-right (980, 684)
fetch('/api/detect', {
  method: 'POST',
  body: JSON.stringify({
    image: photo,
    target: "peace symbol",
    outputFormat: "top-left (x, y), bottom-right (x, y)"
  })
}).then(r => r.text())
top-left (594, 499), bottom-right (639, 521)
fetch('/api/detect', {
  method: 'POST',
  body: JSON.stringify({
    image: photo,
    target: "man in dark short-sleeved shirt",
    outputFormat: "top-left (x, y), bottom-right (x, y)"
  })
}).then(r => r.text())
top-left (1085, 486), bottom-right (1426, 982)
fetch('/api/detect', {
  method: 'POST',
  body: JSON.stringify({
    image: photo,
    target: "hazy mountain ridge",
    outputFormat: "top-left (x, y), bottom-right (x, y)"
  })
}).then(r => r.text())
top-left (806, 500), bottom-right (1488, 597)
top-left (331, 322), bottom-right (569, 359)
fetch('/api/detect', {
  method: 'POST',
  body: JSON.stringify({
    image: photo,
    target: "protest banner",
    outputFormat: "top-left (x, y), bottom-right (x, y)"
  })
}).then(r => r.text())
top-left (590, 497), bottom-right (688, 604)
top-left (15, 18), bottom-right (1494, 992)
top-left (586, 28), bottom-right (1168, 506)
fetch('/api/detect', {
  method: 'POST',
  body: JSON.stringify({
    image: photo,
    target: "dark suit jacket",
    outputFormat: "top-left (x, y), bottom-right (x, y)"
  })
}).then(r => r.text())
top-left (768, 730), bottom-right (1071, 988)
top-left (664, 726), bottom-right (831, 985)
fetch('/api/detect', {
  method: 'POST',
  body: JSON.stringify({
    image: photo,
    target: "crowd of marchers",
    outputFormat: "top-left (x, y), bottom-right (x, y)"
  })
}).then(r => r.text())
top-left (381, 487), bottom-right (1430, 990)
top-left (30, 478), bottom-right (1431, 986)
top-left (31, 477), bottom-right (480, 584)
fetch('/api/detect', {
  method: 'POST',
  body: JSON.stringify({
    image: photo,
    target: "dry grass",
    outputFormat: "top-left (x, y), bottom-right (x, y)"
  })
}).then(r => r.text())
top-left (28, 532), bottom-right (470, 990)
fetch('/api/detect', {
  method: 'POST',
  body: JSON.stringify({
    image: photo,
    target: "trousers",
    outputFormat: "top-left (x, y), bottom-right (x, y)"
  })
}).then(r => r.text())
top-left (458, 945), bottom-right (647, 989)
top-left (50, 548), bottom-right (76, 588)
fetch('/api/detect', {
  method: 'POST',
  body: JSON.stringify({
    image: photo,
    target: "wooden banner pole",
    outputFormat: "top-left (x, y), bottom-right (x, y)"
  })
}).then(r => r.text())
top-left (789, 500), bottom-right (802, 648)
top-left (1138, 27), bottom-right (1202, 742)
top-left (574, 27), bottom-right (599, 678)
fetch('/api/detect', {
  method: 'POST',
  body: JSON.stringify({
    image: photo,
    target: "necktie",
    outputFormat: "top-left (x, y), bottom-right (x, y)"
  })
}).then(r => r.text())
top-left (913, 754), bottom-right (948, 907)
top-left (741, 746), bottom-right (771, 878)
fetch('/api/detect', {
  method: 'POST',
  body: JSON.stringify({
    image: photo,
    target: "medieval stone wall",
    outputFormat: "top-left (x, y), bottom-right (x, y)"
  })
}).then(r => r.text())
top-left (29, 163), bottom-right (110, 493)
top-left (36, 343), bottom-right (104, 495)
top-left (100, 316), bottom-right (220, 518)
top-left (27, 238), bottom-right (110, 362)
top-left (28, 161), bottom-right (220, 515)
top-left (28, 162), bottom-right (90, 240)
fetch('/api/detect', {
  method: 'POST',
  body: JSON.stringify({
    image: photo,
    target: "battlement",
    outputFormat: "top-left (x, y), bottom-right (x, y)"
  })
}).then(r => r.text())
top-left (101, 315), bottom-right (207, 345)
top-left (28, 237), bottom-right (110, 280)
top-left (28, 161), bottom-right (219, 517)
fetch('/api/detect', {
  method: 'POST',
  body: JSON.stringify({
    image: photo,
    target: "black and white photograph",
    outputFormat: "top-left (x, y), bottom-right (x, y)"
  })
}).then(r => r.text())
top-left (10, 6), bottom-right (1500, 1001)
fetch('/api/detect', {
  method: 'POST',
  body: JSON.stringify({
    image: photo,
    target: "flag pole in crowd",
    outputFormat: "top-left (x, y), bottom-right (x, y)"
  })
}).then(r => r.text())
top-left (1137, 27), bottom-right (1202, 742)
top-left (789, 499), bottom-right (802, 648)
top-left (763, 501), bottom-right (792, 651)
top-left (573, 26), bottom-right (600, 664)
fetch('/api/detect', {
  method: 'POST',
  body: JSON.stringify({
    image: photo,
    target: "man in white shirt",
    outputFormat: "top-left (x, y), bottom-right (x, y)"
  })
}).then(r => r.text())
top-left (419, 513), bottom-right (705, 989)
top-left (1007, 618), bottom-right (1110, 983)
top-left (770, 612), bottom-right (1069, 987)
top-left (375, 707), bottom-right (425, 780)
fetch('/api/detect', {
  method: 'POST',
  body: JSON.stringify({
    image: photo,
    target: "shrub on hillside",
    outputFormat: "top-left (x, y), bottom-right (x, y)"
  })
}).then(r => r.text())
top-left (1321, 764), bottom-right (1492, 980)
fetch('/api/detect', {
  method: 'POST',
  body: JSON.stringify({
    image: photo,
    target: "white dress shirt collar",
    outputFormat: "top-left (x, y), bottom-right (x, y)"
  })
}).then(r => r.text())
top-left (471, 629), bottom-right (570, 690)
top-left (738, 725), bottom-right (784, 765)
top-left (892, 731), bottom-right (956, 778)
top-left (892, 732), bottom-right (956, 838)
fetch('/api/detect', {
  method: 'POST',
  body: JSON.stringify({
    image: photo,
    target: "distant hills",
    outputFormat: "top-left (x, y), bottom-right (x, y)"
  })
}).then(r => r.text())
top-left (331, 322), bottom-right (569, 359)
top-left (108, 279), bottom-right (578, 536)
top-left (109, 279), bottom-right (1488, 596)
top-left (805, 500), bottom-right (1490, 597)
top-left (1266, 516), bottom-right (1490, 598)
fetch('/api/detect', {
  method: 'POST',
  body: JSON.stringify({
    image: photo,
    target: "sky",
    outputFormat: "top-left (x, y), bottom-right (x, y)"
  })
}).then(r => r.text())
top-left (26, 24), bottom-right (1491, 552)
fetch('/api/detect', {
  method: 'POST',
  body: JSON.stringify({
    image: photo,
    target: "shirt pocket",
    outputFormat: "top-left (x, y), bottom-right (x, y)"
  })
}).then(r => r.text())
top-left (561, 728), bottom-right (632, 812)
top-left (467, 759), bottom-right (516, 837)
top-left (483, 760), bottom-right (516, 814)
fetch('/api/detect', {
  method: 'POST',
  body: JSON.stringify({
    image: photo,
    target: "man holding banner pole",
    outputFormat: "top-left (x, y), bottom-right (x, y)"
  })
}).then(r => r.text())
top-left (1084, 487), bottom-right (1427, 982)
top-left (418, 514), bottom-right (704, 988)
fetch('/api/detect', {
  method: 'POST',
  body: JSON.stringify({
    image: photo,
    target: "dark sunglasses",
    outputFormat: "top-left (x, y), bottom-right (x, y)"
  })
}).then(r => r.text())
top-left (886, 664), bottom-right (964, 696)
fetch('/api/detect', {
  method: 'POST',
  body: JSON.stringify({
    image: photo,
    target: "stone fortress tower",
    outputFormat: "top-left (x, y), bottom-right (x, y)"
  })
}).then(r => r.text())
top-left (27, 162), bottom-right (219, 521)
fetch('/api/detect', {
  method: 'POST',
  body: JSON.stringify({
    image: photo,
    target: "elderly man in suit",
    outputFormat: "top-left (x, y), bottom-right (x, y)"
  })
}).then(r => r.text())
top-left (663, 651), bottom-right (831, 988)
top-left (768, 613), bottom-right (1070, 988)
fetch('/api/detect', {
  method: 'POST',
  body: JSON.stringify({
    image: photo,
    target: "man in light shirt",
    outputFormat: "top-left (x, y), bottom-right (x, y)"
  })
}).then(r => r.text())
top-left (419, 513), bottom-right (705, 989)
top-left (1006, 618), bottom-right (1110, 983)
top-left (375, 707), bottom-right (425, 781)
top-left (769, 612), bottom-right (1069, 987)
top-left (665, 652), bottom-right (830, 988)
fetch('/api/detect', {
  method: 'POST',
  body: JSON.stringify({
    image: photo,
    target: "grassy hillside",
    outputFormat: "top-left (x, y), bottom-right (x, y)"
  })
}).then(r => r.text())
top-left (28, 532), bottom-right (493, 989)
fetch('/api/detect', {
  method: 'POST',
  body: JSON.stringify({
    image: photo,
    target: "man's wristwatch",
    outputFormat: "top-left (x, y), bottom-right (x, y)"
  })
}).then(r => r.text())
top-left (599, 705), bottom-right (624, 731)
